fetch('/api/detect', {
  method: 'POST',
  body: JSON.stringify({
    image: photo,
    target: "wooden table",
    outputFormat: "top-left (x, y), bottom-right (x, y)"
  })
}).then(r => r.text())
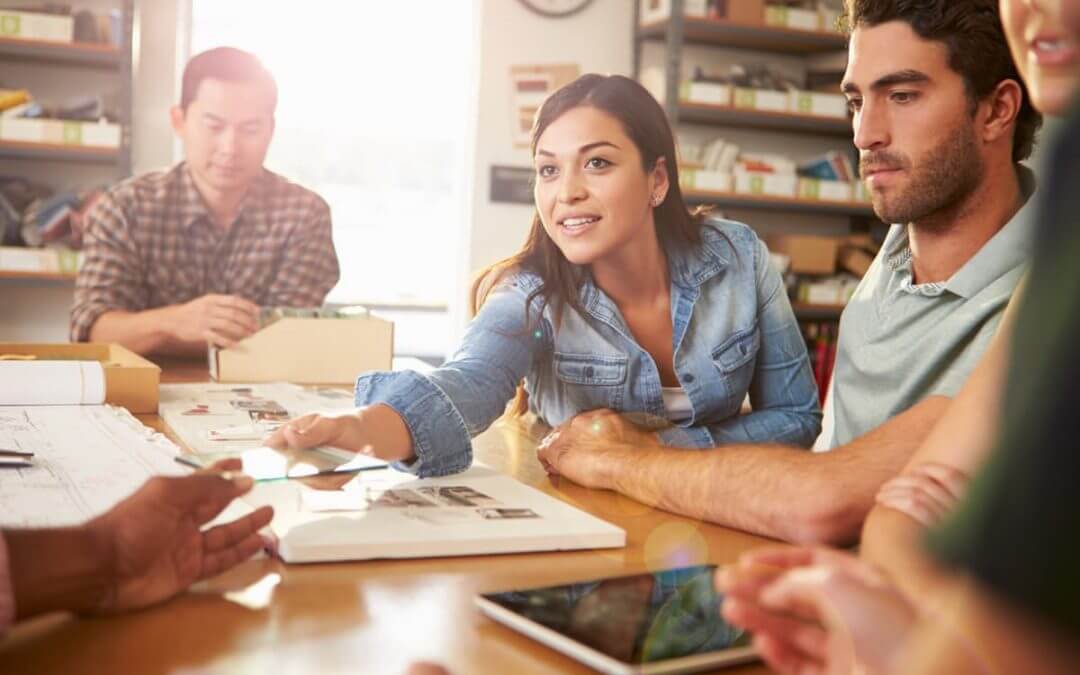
top-left (0, 359), bottom-right (774, 674)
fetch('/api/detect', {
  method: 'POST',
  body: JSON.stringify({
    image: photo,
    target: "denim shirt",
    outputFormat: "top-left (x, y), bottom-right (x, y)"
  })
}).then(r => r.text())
top-left (356, 219), bottom-right (821, 477)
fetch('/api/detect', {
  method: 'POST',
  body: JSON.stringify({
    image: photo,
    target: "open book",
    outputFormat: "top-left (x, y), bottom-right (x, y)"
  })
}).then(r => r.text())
top-left (237, 465), bottom-right (627, 563)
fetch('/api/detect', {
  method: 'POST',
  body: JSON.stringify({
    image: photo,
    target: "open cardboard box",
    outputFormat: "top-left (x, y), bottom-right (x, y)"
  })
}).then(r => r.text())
top-left (0, 343), bottom-right (160, 413)
top-left (209, 315), bottom-right (394, 385)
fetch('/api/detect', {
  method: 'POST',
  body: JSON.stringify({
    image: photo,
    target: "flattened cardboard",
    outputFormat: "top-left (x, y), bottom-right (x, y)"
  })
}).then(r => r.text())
top-left (0, 342), bottom-right (160, 413)
top-left (210, 316), bottom-right (393, 385)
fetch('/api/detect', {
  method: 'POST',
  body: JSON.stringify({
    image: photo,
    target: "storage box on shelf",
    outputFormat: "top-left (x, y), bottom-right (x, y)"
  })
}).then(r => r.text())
top-left (0, 10), bottom-right (74, 43)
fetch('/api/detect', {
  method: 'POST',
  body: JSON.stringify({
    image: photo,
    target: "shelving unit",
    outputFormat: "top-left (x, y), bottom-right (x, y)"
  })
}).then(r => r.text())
top-left (0, 1), bottom-right (134, 289)
top-left (633, 0), bottom-right (870, 324)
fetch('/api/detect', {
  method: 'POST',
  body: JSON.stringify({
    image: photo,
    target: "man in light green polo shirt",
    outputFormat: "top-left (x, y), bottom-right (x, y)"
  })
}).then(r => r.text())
top-left (536, 0), bottom-right (1042, 546)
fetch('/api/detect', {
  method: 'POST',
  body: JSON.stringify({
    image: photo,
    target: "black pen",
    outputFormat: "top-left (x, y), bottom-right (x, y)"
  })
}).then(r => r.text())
top-left (172, 454), bottom-right (388, 481)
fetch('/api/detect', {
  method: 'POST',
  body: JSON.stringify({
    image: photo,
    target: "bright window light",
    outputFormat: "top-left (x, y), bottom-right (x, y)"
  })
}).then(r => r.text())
top-left (189, 1), bottom-right (474, 309)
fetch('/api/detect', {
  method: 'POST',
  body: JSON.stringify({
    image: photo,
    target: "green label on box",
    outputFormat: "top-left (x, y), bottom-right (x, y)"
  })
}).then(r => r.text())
top-left (61, 122), bottom-right (82, 145)
top-left (734, 88), bottom-right (756, 109)
top-left (749, 175), bottom-right (764, 194)
top-left (0, 14), bottom-right (21, 35)
top-left (800, 179), bottom-right (820, 199)
top-left (796, 93), bottom-right (813, 113)
top-left (56, 249), bottom-right (79, 273)
top-left (680, 169), bottom-right (695, 188)
top-left (765, 7), bottom-right (786, 26)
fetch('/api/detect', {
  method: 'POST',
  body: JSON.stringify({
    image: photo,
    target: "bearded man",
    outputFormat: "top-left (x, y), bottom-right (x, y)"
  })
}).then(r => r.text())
top-left (536, 0), bottom-right (1042, 545)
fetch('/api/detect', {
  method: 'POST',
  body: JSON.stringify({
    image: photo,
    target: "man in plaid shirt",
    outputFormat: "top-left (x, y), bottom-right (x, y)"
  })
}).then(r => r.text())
top-left (71, 47), bottom-right (339, 356)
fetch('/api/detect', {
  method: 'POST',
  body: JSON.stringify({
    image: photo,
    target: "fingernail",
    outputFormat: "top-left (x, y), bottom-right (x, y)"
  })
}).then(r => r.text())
top-left (233, 475), bottom-right (254, 490)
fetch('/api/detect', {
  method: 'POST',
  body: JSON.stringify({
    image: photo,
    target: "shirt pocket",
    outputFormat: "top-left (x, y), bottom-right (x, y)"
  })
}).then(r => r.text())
top-left (553, 352), bottom-right (628, 411)
top-left (710, 327), bottom-right (760, 411)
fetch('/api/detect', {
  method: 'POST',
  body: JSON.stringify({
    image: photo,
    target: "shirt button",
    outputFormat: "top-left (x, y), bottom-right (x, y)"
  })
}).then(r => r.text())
top-left (683, 373), bottom-right (695, 384)
top-left (584, 366), bottom-right (595, 378)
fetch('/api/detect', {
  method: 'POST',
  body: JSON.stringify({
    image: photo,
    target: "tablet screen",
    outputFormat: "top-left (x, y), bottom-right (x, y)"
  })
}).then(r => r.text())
top-left (481, 565), bottom-right (750, 665)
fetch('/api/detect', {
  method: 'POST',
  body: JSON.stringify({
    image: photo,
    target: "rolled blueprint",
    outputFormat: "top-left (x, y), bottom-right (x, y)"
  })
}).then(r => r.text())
top-left (0, 361), bottom-right (106, 405)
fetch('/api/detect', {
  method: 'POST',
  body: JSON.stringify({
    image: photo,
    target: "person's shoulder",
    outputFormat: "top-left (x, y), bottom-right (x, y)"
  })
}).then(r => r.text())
top-left (103, 165), bottom-right (179, 208)
top-left (258, 169), bottom-right (330, 216)
top-left (698, 216), bottom-right (763, 258)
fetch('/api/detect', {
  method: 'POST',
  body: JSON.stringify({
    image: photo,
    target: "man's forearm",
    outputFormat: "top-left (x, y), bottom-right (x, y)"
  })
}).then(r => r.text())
top-left (89, 307), bottom-right (199, 356)
top-left (6, 526), bottom-right (114, 619)
top-left (605, 396), bottom-right (951, 544)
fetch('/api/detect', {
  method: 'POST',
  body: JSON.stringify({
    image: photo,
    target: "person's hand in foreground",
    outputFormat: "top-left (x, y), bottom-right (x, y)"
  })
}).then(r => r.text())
top-left (717, 546), bottom-right (917, 675)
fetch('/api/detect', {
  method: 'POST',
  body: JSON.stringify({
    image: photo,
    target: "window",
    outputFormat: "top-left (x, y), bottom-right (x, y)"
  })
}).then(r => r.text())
top-left (189, 0), bottom-right (474, 326)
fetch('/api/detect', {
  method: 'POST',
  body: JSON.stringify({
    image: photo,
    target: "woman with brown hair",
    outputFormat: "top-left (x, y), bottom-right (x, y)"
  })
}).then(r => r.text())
top-left (269, 74), bottom-right (820, 477)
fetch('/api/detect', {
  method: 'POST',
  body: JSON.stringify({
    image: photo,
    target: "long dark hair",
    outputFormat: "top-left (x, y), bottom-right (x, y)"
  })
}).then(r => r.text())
top-left (469, 74), bottom-right (711, 415)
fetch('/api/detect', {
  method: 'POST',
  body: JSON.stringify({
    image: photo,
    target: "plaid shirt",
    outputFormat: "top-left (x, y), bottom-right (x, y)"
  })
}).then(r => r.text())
top-left (71, 163), bottom-right (340, 341)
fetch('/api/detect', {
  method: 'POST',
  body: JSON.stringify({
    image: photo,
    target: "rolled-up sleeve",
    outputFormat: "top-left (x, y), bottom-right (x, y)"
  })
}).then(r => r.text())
top-left (264, 196), bottom-right (340, 307)
top-left (355, 280), bottom-right (549, 477)
top-left (0, 532), bottom-right (14, 636)
top-left (70, 193), bottom-right (147, 342)
top-left (705, 238), bottom-right (822, 447)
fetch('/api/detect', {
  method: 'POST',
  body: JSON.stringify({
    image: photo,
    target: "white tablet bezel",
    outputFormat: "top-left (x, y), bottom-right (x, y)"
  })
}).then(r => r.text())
top-left (475, 594), bottom-right (759, 675)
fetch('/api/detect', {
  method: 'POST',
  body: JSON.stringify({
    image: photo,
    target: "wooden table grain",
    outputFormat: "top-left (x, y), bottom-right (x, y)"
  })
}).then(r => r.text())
top-left (0, 358), bottom-right (774, 675)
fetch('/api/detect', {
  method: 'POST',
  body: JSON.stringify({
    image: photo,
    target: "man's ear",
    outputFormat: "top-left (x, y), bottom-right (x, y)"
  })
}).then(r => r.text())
top-left (169, 105), bottom-right (186, 136)
top-left (980, 79), bottom-right (1023, 148)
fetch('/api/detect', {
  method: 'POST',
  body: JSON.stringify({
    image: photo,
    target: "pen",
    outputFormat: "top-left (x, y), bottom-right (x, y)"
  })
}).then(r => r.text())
top-left (172, 455), bottom-right (388, 481)
top-left (0, 449), bottom-right (34, 459)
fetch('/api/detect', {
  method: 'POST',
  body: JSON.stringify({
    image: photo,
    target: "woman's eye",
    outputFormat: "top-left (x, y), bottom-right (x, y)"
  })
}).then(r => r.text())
top-left (586, 157), bottom-right (610, 169)
top-left (537, 165), bottom-right (556, 178)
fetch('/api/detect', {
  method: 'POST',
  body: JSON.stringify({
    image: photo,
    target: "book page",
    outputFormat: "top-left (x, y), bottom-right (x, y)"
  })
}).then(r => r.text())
top-left (0, 361), bottom-right (105, 405)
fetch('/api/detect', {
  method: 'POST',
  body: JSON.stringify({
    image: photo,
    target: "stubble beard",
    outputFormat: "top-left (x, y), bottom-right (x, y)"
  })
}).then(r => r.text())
top-left (865, 120), bottom-right (985, 227)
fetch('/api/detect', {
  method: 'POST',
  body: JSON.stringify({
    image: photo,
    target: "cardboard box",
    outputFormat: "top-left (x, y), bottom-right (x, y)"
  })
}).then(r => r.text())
top-left (733, 87), bottom-right (790, 113)
top-left (682, 168), bottom-right (733, 193)
top-left (791, 90), bottom-right (849, 119)
top-left (712, 0), bottom-right (766, 24)
top-left (0, 343), bottom-right (160, 413)
top-left (210, 316), bottom-right (394, 385)
top-left (734, 169), bottom-right (797, 198)
top-left (798, 178), bottom-right (853, 202)
top-left (767, 234), bottom-right (840, 275)
top-left (0, 118), bottom-right (122, 149)
top-left (0, 10), bottom-right (74, 42)
top-left (765, 5), bottom-right (821, 31)
top-left (838, 246), bottom-right (875, 278)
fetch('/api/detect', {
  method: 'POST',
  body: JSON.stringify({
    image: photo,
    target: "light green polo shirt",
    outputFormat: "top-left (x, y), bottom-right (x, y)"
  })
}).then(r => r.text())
top-left (819, 168), bottom-right (1036, 449)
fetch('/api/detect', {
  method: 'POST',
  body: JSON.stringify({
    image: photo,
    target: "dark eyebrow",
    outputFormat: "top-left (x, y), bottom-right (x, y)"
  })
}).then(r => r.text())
top-left (842, 69), bottom-right (930, 95)
top-left (536, 140), bottom-right (620, 157)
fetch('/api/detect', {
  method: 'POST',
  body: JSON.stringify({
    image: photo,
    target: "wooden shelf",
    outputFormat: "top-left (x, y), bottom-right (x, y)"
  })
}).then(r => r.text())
top-left (0, 36), bottom-right (121, 68)
top-left (685, 189), bottom-right (875, 217)
top-left (0, 269), bottom-right (76, 282)
top-left (639, 18), bottom-right (847, 54)
top-left (0, 139), bottom-right (120, 164)
top-left (792, 302), bottom-right (845, 320)
top-left (679, 102), bottom-right (852, 136)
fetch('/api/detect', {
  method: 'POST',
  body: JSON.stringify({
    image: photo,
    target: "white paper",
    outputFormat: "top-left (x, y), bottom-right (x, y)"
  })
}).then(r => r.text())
top-left (0, 406), bottom-right (185, 528)
top-left (160, 382), bottom-right (357, 455)
top-left (0, 361), bottom-right (106, 406)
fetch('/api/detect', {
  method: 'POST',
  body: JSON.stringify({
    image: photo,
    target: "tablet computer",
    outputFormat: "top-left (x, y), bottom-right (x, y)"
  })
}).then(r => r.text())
top-left (476, 564), bottom-right (757, 674)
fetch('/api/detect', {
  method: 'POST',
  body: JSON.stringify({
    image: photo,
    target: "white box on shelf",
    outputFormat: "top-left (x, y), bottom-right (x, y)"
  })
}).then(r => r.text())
top-left (791, 91), bottom-right (849, 119)
top-left (0, 118), bottom-right (121, 149)
top-left (734, 170), bottom-right (797, 198)
top-left (0, 246), bottom-right (81, 274)
top-left (681, 81), bottom-right (731, 106)
top-left (765, 6), bottom-right (821, 31)
top-left (682, 169), bottom-right (734, 193)
top-left (854, 180), bottom-right (872, 203)
top-left (0, 10), bottom-right (74, 42)
top-left (732, 87), bottom-right (790, 113)
top-left (798, 178), bottom-right (853, 203)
